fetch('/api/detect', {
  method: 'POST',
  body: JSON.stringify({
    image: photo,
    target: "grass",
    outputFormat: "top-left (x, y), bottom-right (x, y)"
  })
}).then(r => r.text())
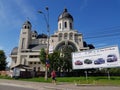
top-left (0, 75), bottom-right (120, 86)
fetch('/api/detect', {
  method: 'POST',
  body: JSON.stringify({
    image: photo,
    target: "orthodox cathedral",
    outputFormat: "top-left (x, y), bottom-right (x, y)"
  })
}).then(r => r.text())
top-left (10, 8), bottom-right (91, 71)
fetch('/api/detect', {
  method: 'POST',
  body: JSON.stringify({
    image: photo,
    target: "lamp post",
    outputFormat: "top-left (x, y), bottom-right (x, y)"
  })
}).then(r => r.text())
top-left (38, 7), bottom-right (50, 80)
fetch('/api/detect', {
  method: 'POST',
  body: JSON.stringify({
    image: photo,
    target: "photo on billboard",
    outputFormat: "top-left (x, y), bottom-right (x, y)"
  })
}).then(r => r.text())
top-left (72, 45), bottom-right (120, 70)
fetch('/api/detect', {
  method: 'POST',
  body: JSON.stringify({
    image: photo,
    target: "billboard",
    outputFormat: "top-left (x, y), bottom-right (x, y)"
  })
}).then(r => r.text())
top-left (72, 45), bottom-right (120, 70)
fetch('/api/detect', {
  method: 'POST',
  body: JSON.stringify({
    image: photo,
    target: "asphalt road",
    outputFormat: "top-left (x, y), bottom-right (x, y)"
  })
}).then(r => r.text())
top-left (0, 79), bottom-right (120, 90)
top-left (0, 85), bottom-right (37, 90)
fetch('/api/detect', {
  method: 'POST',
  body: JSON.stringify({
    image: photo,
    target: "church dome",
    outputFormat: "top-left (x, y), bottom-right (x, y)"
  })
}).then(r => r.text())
top-left (22, 20), bottom-right (32, 29)
top-left (23, 20), bottom-right (31, 25)
top-left (58, 8), bottom-right (73, 21)
top-left (11, 47), bottom-right (18, 55)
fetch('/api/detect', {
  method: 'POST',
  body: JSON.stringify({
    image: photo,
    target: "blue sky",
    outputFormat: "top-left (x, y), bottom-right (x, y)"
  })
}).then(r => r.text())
top-left (0, 0), bottom-right (120, 66)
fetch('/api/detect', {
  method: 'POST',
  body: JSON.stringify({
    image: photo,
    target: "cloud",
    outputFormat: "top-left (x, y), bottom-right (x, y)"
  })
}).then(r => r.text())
top-left (0, 0), bottom-right (38, 31)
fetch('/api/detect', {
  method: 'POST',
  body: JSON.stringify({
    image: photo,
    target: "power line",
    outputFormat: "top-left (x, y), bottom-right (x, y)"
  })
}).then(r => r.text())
top-left (83, 27), bottom-right (120, 39)
top-left (82, 26), bottom-right (120, 35)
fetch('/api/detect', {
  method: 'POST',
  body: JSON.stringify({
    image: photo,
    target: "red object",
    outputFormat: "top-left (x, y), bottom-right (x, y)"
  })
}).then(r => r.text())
top-left (51, 70), bottom-right (56, 78)
top-left (46, 64), bottom-right (50, 68)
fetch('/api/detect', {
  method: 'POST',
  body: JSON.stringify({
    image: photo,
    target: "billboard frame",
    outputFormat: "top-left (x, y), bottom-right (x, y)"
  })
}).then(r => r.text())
top-left (72, 45), bottom-right (120, 70)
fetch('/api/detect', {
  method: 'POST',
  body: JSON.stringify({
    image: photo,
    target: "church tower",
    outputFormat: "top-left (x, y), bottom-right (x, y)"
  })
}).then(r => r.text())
top-left (58, 8), bottom-right (73, 31)
top-left (16, 21), bottom-right (32, 65)
top-left (49, 8), bottom-right (89, 52)
top-left (18, 21), bottom-right (32, 51)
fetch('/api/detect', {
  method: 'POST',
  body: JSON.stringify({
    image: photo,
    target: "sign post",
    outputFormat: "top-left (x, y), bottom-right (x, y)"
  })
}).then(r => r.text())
top-left (107, 69), bottom-right (111, 80)
top-left (84, 71), bottom-right (88, 81)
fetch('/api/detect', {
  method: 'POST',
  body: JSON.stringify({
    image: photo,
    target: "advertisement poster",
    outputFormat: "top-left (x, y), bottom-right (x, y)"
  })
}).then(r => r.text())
top-left (72, 45), bottom-right (120, 69)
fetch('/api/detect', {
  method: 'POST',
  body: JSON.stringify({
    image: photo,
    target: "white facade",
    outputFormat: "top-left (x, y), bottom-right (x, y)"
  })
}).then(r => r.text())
top-left (10, 8), bottom-right (90, 71)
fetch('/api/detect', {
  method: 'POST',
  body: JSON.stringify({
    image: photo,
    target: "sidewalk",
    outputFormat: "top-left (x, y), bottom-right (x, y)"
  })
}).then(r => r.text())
top-left (0, 79), bottom-right (120, 90)
top-left (0, 79), bottom-right (81, 90)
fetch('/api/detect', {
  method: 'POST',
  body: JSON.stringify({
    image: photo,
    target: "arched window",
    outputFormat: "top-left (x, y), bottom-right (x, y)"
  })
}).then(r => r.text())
top-left (70, 23), bottom-right (72, 29)
top-left (24, 59), bottom-right (26, 65)
top-left (59, 23), bottom-right (61, 29)
top-left (64, 22), bottom-right (67, 28)
top-left (38, 67), bottom-right (40, 71)
top-left (24, 26), bottom-right (26, 29)
top-left (28, 26), bottom-right (29, 29)
top-left (69, 33), bottom-right (73, 40)
top-left (59, 33), bottom-right (62, 41)
top-left (21, 38), bottom-right (25, 49)
top-left (64, 33), bottom-right (68, 39)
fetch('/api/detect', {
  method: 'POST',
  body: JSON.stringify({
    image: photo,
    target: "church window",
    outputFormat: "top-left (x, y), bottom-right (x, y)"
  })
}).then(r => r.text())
top-left (69, 33), bottom-right (73, 40)
top-left (64, 22), bottom-right (67, 28)
top-left (59, 23), bottom-right (61, 29)
top-left (38, 67), bottom-right (40, 71)
top-left (52, 40), bottom-right (54, 42)
top-left (64, 33), bottom-right (68, 39)
top-left (79, 38), bottom-right (81, 42)
top-left (24, 26), bottom-right (26, 29)
top-left (70, 23), bottom-right (72, 29)
top-left (24, 59), bottom-right (26, 65)
top-left (33, 67), bottom-right (36, 71)
top-left (59, 33), bottom-right (62, 41)
top-left (23, 32), bottom-right (26, 34)
top-left (21, 38), bottom-right (25, 49)
top-left (29, 62), bottom-right (33, 64)
top-left (38, 62), bottom-right (41, 64)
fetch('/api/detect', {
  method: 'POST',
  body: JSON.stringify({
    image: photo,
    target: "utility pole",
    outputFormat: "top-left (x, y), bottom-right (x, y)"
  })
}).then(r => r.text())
top-left (38, 7), bottom-right (50, 80)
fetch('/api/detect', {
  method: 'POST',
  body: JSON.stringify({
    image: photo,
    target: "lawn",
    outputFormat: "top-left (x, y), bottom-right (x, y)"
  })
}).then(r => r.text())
top-left (0, 75), bottom-right (120, 86)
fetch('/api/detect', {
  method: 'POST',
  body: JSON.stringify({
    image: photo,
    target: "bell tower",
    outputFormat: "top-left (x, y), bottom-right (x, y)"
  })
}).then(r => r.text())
top-left (18, 21), bottom-right (32, 51)
top-left (58, 8), bottom-right (74, 31)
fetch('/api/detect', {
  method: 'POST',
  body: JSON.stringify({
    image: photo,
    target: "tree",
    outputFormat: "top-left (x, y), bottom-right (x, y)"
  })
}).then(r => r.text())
top-left (49, 51), bottom-right (62, 71)
top-left (39, 48), bottom-right (48, 80)
top-left (0, 50), bottom-right (7, 71)
top-left (61, 45), bottom-right (75, 72)
top-left (39, 48), bottom-right (46, 64)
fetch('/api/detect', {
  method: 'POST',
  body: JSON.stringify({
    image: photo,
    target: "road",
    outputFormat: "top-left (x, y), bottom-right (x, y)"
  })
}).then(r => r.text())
top-left (0, 79), bottom-right (120, 90)
top-left (0, 84), bottom-right (36, 90)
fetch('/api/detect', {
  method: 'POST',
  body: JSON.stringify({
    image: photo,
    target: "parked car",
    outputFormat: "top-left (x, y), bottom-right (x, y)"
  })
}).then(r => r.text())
top-left (107, 54), bottom-right (117, 62)
top-left (84, 59), bottom-right (92, 64)
top-left (75, 60), bottom-right (83, 65)
top-left (94, 58), bottom-right (105, 65)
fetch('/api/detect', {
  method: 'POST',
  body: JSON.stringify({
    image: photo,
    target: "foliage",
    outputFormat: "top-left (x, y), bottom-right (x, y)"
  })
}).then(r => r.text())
top-left (109, 68), bottom-right (120, 74)
top-left (60, 45), bottom-right (75, 72)
top-left (39, 48), bottom-right (46, 65)
top-left (49, 44), bottom-right (75, 73)
top-left (0, 50), bottom-right (7, 70)
top-left (49, 51), bottom-right (61, 71)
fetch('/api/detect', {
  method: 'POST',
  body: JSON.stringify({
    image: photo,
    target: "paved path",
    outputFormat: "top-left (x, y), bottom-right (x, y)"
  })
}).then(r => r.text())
top-left (0, 79), bottom-right (120, 90)
top-left (0, 84), bottom-right (36, 90)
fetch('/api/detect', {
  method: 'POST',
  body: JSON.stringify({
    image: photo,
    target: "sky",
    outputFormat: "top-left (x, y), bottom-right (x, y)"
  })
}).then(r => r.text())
top-left (0, 0), bottom-right (120, 66)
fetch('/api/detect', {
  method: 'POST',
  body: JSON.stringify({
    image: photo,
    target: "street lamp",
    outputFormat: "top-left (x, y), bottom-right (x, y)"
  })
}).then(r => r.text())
top-left (38, 7), bottom-right (50, 80)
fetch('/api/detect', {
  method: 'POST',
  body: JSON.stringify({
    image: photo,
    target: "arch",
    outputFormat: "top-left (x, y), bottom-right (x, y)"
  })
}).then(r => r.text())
top-left (59, 33), bottom-right (63, 41)
top-left (64, 33), bottom-right (68, 39)
top-left (55, 40), bottom-right (79, 51)
top-left (69, 32), bottom-right (73, 40)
